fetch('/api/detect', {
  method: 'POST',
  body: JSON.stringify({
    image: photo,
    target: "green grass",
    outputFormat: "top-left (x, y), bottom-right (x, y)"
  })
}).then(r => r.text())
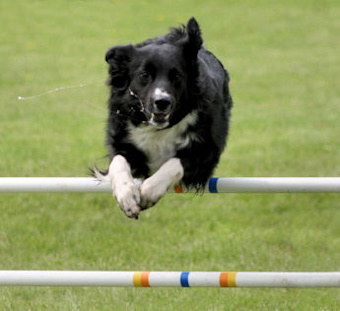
top-left (1, 0), bottom-right (340, 309)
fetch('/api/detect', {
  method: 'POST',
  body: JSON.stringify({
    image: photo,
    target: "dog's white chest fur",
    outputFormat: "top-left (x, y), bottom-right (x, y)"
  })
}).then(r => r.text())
top-left (127, 111), bottom-right (198, 174)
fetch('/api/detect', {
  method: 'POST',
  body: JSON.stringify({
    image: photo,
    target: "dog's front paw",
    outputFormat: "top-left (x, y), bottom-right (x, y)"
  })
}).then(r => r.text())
top-left (113, 183), bottom-right (141, 219)
top-left (139, 178), bottom-right (168, 210)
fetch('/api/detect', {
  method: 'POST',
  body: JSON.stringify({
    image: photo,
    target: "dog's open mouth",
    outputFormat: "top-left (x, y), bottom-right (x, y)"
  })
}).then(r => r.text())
top-left (151, 113), bottom-right (170, 124)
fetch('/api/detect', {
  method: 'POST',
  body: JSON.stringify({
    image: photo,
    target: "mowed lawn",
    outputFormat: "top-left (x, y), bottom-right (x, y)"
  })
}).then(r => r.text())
top-left (1, 0), bottom-right (340, 309)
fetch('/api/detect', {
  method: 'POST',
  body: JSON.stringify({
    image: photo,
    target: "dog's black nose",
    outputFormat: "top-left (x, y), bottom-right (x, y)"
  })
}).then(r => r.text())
top-left (154, 98), bottom-right (171, 111)
top-left (152, 88), bottom-right (172, 112)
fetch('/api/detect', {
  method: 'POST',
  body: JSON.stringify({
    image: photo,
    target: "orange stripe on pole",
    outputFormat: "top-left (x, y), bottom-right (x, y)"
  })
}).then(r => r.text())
top-left (220, 272), bottom-right (237, 287)
top-left (174, 185), bottom-right (184, 193)
top-left (141, 271), bottom-right (150, 287)
top-left (133, 272), bottom-right (150, 287)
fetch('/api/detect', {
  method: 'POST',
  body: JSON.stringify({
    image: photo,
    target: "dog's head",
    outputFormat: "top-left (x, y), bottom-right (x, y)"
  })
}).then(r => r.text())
top-left (106, 18), bottom-right (203, 128)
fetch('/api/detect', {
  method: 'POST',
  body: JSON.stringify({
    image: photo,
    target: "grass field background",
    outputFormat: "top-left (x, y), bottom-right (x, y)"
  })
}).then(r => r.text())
top-left (1, 0), bottom-right (340, 309)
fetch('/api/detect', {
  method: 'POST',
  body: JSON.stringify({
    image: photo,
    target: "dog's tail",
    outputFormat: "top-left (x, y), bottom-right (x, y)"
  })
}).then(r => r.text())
top-left (90, 167), bottom-right (110, 182)
top-left (90, 166), bottom-right (144, 189)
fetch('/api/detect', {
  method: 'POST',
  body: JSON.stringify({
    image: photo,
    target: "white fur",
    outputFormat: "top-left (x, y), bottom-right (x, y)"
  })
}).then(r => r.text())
top-left (140, 158), bottom-right (183, 208)
top-left (98, 110), bottom-right (199, 218)
top-left (108, 155), bottom-right (140, 218)
top-left (104, 156), bottom-right (184, 218)
top-left (127, 110), bottom-right (198, 174)
top-left (153, 87), bottom-right (170, 99)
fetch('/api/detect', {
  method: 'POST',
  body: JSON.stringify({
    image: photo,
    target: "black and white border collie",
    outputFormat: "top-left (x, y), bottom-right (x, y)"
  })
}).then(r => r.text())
top-left (95, 18), bottom-right (233, 219)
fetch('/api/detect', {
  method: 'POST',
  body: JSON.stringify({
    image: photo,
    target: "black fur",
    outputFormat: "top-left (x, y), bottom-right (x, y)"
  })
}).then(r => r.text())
top-left (102, 18), bottom-right (232, 191)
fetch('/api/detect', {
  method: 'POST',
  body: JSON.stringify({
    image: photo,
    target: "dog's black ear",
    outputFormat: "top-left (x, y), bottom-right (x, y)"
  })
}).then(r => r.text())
top-left (105, 44), bottom-right (134, 63)
top-left (105, 44), bottom-right (134, 89)
top-left (183, 17), bottom-right (203, 60)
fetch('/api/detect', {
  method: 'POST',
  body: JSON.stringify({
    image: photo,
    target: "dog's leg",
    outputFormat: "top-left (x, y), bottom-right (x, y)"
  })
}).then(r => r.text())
top-left (108, 155), bottom-right (141, 219)
top-left (140, 158), bottom-right (184, 209)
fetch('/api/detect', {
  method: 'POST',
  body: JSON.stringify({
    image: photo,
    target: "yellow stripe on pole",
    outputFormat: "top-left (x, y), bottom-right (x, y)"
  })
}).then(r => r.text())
top-left (133, 271), bottom-right (150, 287)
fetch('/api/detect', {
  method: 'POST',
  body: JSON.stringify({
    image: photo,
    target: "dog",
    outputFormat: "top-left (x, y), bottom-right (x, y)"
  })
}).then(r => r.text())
top-left (95, 17), bottom-right (233, 219)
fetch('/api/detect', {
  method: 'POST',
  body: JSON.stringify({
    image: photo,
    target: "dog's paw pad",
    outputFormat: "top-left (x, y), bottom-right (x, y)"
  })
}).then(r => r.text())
top-left (140, 200), bottom-right (156, 210)
top-left (140, 181), bottom-right (167, 210)
top-left (122, 206), bottom-right (140, 219)
top-left (113, 183), bottom-right (141, 218)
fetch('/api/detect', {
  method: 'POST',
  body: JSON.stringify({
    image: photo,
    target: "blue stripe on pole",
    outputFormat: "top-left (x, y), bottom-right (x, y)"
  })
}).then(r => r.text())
top-left (209, 178), bottom-right (219, 193)
top-left (180, 272), bottom-right (190, 287)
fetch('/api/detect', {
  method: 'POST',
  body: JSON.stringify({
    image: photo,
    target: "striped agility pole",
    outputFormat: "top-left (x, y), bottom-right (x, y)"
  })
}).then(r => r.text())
top-left (0, 271), bottom-right (339, 287)
top-left (0, 177), bottom-right (339, 193)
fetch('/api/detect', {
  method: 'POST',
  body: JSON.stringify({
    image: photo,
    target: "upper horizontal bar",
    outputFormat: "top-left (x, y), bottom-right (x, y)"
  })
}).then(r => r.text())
top-left (0, 177), bottom-right (339, 193)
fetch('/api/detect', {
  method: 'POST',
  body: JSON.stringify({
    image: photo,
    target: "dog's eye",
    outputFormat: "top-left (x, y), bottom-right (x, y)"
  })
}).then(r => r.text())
top-left (174, 74), bottom-right (182, 82)
top-left (138, 71), bottom-right (151, 82)
top-left (170, 71), bottom-right (183, 83)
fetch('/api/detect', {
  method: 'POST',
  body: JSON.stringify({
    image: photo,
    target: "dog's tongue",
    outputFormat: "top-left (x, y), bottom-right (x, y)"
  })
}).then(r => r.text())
top-left (153, 113), bottom-right (169, 123)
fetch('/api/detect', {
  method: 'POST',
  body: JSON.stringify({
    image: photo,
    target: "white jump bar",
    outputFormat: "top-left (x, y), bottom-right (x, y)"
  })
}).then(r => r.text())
top-left (0, 177), bottom-right (339, 193)
top-left (0, 271), bottom-right (339, 287)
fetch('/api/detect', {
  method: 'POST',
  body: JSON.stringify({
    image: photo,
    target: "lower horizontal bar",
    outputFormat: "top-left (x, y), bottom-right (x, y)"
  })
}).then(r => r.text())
top-left (0, 177), bottom-right (339, 193)
top-left (0, 271), bottom-right (339, 287)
